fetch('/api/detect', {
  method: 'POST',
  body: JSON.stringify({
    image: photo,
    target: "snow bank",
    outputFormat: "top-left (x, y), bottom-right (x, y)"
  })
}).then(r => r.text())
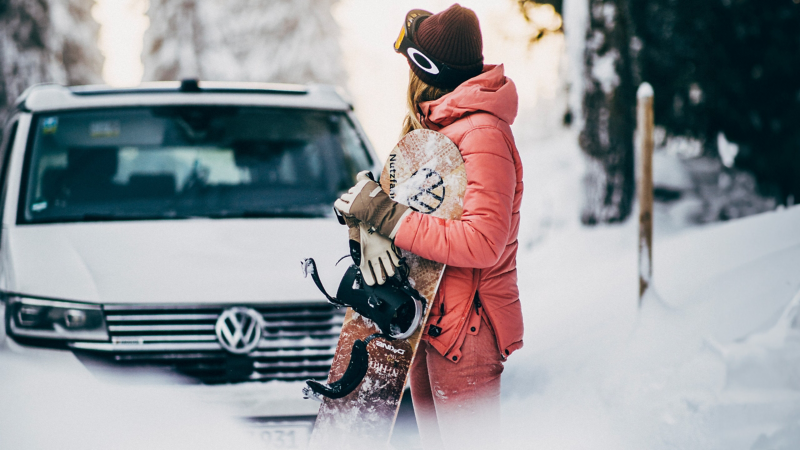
top-left (0, 352), bottom-right (264, 450)
top-left (500, 201), bottom-right (800, 450)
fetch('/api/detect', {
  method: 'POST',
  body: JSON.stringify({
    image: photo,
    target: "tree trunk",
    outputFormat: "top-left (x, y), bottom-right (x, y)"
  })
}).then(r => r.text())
top-left (578, 0), bottom-right (636, 224)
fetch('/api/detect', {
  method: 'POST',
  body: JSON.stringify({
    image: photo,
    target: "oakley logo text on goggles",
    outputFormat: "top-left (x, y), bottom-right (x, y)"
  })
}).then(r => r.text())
top-left (394, 9), bottom-right (458, 86)
top-left (407, 48), bottom-right (440, 75)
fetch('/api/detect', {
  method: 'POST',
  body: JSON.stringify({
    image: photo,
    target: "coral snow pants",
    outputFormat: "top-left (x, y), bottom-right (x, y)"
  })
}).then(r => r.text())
top-left (409, 316), bottom-right (505, 450)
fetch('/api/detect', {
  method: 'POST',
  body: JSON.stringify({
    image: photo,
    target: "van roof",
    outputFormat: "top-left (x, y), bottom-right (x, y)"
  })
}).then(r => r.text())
top-left (16, 80), bottom-right (353, 114)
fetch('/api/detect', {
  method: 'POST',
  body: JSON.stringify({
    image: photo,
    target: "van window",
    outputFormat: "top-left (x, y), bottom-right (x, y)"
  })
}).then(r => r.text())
top-left (0, 120), bottom-right (19, 193)
top-left (19, 107), bottom-right (373, 224)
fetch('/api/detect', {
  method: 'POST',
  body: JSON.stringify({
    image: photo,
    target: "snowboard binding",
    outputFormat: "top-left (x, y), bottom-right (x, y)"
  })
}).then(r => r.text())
top-left (300, 202), bottom-right (426, 400)
top-left (300, 257), bottom-right (424, 341)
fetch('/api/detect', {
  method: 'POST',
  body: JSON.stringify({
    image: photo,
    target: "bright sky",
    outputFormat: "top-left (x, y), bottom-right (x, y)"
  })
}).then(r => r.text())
top-left (92, 0), bottom-right (562, 158)
top-left (92, 0), bottom-right (148, 87)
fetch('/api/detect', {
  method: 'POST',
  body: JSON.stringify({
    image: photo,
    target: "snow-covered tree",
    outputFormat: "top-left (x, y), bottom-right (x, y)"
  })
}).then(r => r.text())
top-left (631, 0), bottom-right (800, 207)
top-left (142, 0), bottom-right (345, 86)
top-left (577, 0), bottom-right (636, 224)
top-left (534, 0), bottom-right (636, 224)
top-left (49, 0), bottom-right (104, 86)
top-left (1, 0), bottom-right (62, 127)
top-left (0, 0), bottom-right (103, 127)
top-left (530, 0), bottom-right (791, 223)
top-left (524, 0), bottom-right (636, 224)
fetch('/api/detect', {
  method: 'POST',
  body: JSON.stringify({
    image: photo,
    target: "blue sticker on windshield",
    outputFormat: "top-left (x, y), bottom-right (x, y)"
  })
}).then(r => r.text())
top-left (31, 201), bottom-right (48, 212)
top-left (42, 117), bottom-right (58, 135)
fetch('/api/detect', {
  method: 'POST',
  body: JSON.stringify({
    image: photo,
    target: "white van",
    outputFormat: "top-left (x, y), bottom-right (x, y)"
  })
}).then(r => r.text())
top-left (0, 81), bottom-right (380, 444)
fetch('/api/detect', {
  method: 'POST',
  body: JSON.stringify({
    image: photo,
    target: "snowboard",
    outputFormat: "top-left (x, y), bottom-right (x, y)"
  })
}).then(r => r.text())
top-left (306, 129), bottom-right (466, 450)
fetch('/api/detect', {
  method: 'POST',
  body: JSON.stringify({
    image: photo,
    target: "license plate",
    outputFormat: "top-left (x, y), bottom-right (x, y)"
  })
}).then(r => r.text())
top-left (247, 421), bottom-right (312, 449)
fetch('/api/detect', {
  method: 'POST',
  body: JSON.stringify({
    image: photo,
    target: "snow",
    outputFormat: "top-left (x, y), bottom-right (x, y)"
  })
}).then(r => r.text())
top-left (653, 150), bottom-right (693, 192)
top-left (48, 0), bottom-right (104, 85)
top-left (663, 135), bottom-right (704, 159)
top-left (563, 0), bottom-right (589, 129)
top-left (2, 3), bottom-right (799, 448)
top-left (0, 108), bottom-right (796, 450)
top-left (495, 127), bottom-right (800, 449)
top-left (638, 234), bottom-right (651, 284)
top-left (142, 0), bottom-right (344, 85)
top-left (392, 159), bottom-right (440, 206)
top-left (591, 48), bottom-right (621, 94)
top-left (0, 351), bottom-right (265, 450)
top-left (0, 0), bottom-right (102, 125)
top-left (718, 132), bottom-right (740, 168)
top-left (637, 82), bottom-right (654, 99)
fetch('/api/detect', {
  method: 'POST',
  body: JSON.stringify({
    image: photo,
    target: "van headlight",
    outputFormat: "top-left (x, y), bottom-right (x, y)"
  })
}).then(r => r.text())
top-left (7, 296), bottom-right (108, 341)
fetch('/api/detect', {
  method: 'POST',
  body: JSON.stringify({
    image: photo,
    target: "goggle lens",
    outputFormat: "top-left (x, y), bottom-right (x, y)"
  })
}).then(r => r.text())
top-left (394, 26), bottom-right (406, 52)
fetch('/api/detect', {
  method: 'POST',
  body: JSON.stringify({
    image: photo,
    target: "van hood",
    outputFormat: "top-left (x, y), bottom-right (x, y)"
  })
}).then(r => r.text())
top-left (3, 219), bottom-right (350, 304)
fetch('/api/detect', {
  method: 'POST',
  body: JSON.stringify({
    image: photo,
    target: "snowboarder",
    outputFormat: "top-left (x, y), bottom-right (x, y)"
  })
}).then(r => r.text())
top-left (334, 4), bottom-right (524, 449)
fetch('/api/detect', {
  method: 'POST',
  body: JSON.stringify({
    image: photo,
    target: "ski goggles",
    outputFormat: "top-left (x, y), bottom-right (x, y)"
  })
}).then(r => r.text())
top-left (393, 9), bottom-right (462, 88)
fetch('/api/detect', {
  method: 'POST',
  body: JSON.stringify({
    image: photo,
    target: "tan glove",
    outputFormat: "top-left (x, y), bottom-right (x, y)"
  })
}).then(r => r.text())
top-left (343, 214), bottom-right (360, 242)
top-left (342, 207), bottom-right (401, 286)
top-left (334, 171), bottom-right (412, 239)
top-left (358, 222), bottom-right (402, 286)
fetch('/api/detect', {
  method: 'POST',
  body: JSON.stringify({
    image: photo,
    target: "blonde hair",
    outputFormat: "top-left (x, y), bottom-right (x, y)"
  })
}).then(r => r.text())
top-left (400, 70), bottom-right (453, 137)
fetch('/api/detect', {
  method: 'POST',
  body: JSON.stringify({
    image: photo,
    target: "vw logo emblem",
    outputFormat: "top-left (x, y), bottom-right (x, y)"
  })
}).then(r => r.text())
top-left (215, 307), bottom-right (263, 354)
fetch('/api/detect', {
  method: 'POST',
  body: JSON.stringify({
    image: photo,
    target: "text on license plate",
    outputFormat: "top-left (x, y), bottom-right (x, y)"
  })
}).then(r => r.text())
top-left (248, 422), bottom-right (312, 449)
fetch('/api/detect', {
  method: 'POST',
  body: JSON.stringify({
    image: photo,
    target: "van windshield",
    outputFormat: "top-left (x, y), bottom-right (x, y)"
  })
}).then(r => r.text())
top-left (20, 107), bottom-right (373, 224)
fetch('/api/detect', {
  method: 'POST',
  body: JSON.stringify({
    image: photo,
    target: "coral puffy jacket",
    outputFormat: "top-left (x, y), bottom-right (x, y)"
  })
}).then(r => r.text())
top-left (394, 64), bottom-right (524, 362)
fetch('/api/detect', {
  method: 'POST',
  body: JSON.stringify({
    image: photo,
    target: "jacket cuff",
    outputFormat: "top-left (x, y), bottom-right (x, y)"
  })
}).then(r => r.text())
top-left (392, 210), bottom-right (420, 250)
top-left (388, 208), bottom-right (414, 239)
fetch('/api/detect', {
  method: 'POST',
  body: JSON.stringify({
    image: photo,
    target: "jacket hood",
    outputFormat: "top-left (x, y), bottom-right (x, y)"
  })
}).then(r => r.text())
top-left (419, 64), bottom-right (518, 129)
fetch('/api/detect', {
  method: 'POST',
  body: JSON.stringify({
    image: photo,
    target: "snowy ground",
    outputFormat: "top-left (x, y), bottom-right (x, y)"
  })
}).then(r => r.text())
top-left (4, 7), bottom-right (800, 445)
top-left (0, 352), bottom-right (269, 450)
top-left (494, 118), bottom-right (800, 450)
top-left (1, 123), bottom-right (798, 450)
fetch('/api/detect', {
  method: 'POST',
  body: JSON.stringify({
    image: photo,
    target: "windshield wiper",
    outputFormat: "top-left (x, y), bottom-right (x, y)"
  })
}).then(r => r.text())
top-left (207, 210), bottom-right (327, 219)
top-left (30, 210), bottom-right (327, 224)
top-left (76, 213), bottom-right (192, 222)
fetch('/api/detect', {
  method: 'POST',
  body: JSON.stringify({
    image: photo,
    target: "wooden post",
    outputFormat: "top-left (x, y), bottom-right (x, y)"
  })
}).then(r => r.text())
top-left (636, 83), bottom-right (654, 306)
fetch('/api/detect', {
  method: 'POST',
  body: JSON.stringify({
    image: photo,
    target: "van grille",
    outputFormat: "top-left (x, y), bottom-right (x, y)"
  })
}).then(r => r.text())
top-left (73, 304), bottom-right (344, 384)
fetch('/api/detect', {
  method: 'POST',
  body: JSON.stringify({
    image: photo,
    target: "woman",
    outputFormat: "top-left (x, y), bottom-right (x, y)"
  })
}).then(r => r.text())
top-left (335, 4), bottom-right (523, 449)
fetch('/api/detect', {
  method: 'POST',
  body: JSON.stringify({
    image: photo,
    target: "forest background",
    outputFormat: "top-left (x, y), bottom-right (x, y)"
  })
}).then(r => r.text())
top-left (1, 0), bottom-right (798, 227)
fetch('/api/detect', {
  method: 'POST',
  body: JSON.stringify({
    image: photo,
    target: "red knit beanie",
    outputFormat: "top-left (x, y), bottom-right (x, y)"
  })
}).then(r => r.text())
top-left (410, 4), bottom-right (484, 89)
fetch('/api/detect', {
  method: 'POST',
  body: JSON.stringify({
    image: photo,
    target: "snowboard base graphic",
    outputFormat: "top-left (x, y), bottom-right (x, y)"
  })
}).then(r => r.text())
top-left (307, 129), bottom-right (466, 449)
